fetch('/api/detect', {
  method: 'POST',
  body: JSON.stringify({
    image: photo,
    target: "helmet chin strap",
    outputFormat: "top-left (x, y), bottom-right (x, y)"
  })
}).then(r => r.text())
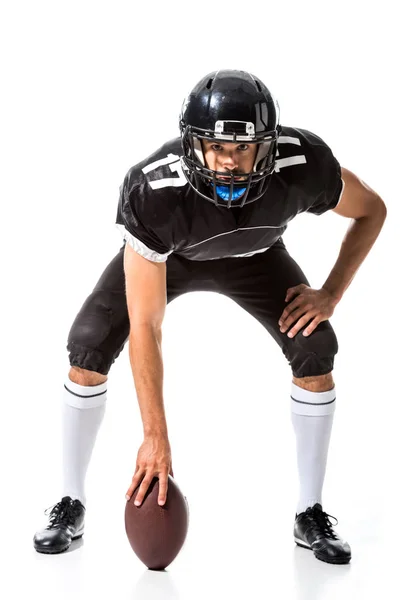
top-left (214, 184), bottom-right (247, 201)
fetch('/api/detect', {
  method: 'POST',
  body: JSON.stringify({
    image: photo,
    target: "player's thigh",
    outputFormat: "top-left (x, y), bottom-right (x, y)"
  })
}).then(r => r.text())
top-left (220, 239), bottom-right (310, 324)
top-left (219, 240), bottom-right (338, 376)
top-left (67, 247), bottom-right (192, 375)
top-left (67, 245), bottom-right (129, 375)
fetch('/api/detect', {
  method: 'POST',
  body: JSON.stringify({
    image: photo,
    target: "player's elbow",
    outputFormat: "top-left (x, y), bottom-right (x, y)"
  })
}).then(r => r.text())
top-left (128, 310), bottom-right (165, 333)
top-left (364, 194), bottom-right (387, 226)
top-left (355, 192), bottom-right (387, 223)
top-left (128, 320), bottom-right (163, 350)
top-left (374, 195), bottom-right (387, 221)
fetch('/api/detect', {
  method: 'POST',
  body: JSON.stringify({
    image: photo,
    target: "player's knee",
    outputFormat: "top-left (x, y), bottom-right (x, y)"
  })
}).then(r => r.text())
top-left (294, 325), bottom-right (338, 358)
top-left (66, 290), bottom-right (116, 375)
top-left (68, 291), bottom-right (112, 349)
top-left (288, 324), bottom-right (338, 378)
top-left (69, 366), bottom-right (107, 386)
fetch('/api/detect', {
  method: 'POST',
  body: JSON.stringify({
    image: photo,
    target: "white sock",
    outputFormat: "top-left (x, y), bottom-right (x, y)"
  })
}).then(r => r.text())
top-left (291, 382), bottom-right (336, 515)
top-left (62, 377), bottom-right (107, 507)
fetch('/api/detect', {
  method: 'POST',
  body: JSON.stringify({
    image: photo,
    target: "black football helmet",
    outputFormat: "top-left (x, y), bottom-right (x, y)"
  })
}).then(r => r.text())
top-left (179, 70), bottom-right (280, 208)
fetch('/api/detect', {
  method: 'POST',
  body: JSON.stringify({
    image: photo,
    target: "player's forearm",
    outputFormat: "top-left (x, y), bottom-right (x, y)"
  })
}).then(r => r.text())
top-left (322, 210), bottom-right (386, 302)
top-left (128, 324), bottom-right (168, 438)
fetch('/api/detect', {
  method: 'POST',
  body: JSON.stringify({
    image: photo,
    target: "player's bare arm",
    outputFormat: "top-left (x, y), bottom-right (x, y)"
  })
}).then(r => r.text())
top-left (123, 243), bottom-right (173, 506)
top-left (279, 167), bottom-right (387, 338)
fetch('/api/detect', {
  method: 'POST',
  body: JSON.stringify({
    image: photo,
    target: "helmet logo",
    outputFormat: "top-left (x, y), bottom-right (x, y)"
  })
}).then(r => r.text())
top-left (214, 120), bottom-right (255, 141)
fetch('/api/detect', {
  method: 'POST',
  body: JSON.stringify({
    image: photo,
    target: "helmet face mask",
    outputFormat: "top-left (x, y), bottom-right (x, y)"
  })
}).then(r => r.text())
top-left (179, 70), bottom-right (281, 208)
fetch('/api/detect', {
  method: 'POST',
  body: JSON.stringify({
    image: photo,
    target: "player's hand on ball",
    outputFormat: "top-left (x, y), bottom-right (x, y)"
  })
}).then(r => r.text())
top-left (278, 284), bottom-right (338, 338)
top-left (125, 435), bottom-right (174, 506)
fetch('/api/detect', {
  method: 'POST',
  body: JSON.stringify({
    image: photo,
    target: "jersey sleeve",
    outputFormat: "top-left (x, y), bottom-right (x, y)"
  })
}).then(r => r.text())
top-left (115, 172), bottom-right (174, 263)
top-left (306, 142), bottom-right (344, 216)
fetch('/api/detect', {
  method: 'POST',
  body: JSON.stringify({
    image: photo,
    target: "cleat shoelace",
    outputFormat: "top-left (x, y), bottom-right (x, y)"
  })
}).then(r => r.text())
top-left (304, 506), bottom-right (339, 540)
top-left (44, 499), bottom-right (82, 529)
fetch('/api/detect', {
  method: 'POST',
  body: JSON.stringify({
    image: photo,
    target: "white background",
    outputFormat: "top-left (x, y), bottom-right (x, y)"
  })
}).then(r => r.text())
top-left (1, 0), bottom-right (398, 598)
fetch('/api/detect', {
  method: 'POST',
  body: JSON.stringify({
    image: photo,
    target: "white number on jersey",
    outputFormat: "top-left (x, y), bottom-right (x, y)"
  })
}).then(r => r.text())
top-left (142, 153), bottom-right (187, 190)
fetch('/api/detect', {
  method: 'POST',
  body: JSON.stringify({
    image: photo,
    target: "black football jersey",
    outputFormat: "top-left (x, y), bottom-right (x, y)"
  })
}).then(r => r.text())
top-left (115, 126), bottom-right (343, 262)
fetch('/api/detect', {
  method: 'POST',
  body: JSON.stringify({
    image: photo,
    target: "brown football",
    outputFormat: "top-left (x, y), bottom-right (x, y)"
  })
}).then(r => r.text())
top-left (124, 475), bottom-right (189, 570)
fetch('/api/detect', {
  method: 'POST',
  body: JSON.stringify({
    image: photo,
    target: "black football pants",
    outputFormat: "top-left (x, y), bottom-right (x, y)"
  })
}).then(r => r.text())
top-left (67, 238), bottom-right (338, 378)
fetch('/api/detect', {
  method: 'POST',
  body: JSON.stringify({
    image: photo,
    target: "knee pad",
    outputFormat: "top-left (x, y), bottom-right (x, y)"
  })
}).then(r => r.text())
top-left (286, 323), bottom-right (338, 378)
top-left (293, 325), bottom-right (338, 358)
top-left (67, 288), bottom-right (129, 375)
top-left (68, 290), bottom-right (114, 349)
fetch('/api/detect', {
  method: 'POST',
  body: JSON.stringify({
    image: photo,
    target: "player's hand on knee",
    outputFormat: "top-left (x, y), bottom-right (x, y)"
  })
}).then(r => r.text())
top-left (278, 285), bottom-right (337, 338)
top-left (125, 436), bottom-right (173, 506)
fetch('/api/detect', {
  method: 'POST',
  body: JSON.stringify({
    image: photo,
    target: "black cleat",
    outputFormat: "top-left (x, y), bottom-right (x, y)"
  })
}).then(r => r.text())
top-left (33, 496), bottom-right (85, 554)
top-left (294, 503), bottom-right (351, 564)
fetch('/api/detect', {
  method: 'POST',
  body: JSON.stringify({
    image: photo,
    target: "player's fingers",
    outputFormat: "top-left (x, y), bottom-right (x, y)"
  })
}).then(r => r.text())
top-left (302, 316), bottom-right (322, 337)
top-left (125, 468), bottom-right (145, 501)
top-left (158, 472), bottom-right (169, 506)
top-left (285, 286), bottom-right (298, 303)
top-left (134, 474), bottom-right (154, 506)
top-left (279, 297), bottom-right (303, 326)
top-left (285, 284), bottom-right (306, 303)
top-left (280, 306), bottom-right (311, 332)
top-left (287, 312), bottom-right (316, 338)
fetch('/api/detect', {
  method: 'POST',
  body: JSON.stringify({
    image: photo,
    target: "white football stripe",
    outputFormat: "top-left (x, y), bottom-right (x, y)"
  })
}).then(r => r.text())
top-left (184, 225), bottom-right (283, 251)
top-left (230, 246), bottom-right (270, 258)
top-left (274, 155), bottom-right (306, 172)
top-left (278, 136), bottom-right (301, 145)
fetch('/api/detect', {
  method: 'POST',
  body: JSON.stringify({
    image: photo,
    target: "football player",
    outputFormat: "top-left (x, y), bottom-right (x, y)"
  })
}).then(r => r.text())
top-left (33, 70), bottom-right (386, 564)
